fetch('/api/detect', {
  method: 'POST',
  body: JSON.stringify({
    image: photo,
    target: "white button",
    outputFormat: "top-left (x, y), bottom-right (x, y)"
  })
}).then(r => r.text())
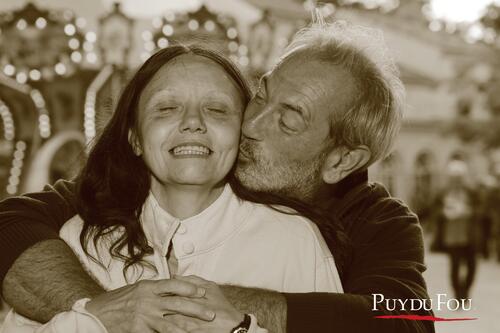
top-left (183, 242), bottom-right (195, 255)
top-left (177, 224), bottom-right (187, 235)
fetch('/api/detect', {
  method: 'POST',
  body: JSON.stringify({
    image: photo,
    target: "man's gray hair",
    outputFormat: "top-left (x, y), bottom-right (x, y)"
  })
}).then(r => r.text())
top-left (278, 13), bottom-right (405, 166)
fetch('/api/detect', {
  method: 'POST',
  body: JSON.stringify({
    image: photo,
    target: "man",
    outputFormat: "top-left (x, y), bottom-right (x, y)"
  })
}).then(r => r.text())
top-left (0, 19), bottom-right (433, 332)
top-left (433, 157), bottom-right (478, 300)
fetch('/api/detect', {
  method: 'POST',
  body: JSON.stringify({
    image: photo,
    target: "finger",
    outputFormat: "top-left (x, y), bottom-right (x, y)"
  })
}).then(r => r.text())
top-left (150, 319), bottom-right (189, 333)
top-left (173, 275), bottom-right (211, 286)
top-left (160, 296), bottom-right (216, 321)
top-left (168, 314), bottom-right (203, 331)
top-left (152, 278), bottom-right (206, 298)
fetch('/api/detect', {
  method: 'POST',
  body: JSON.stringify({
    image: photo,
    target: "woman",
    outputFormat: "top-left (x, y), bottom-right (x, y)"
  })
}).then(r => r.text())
top-left (2, 45), bottom-right (343, 333)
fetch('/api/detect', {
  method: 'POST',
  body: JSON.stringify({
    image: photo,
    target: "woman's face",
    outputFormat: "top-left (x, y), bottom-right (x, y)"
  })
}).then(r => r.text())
top-left (133, 54), bottom-right (244, 190)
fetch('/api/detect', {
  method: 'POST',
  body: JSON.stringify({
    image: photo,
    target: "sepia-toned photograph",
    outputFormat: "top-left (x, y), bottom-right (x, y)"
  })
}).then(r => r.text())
top-left (0, 0), bottom-right (499, 332)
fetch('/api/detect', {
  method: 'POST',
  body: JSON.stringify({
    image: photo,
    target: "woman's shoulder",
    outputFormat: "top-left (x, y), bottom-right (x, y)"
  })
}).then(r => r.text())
top-left (240, 202), bottom-right (334, 262)
top-left (242, 201), bottom-right (321, 239)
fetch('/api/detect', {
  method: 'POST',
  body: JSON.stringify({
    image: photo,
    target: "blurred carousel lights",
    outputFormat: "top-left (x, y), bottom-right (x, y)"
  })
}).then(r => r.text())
top-left (466, 23), bottom-right (485, 43)
top-left (146, 8), bottom-right (248, 67)
top-left (152, 17), bottom-right (163, 29)
top-left (86, 52), bottom-right (97, 64)
top-left (188, 19), bottom-right (199, 31)
top-left (16, 72), bottom-right (28, 84)
top-left (71, 51), bottom-right (83, 63)
top-left (1, 8), bottom-right (93, 82)
top-left (204, 20), bottom-right (215, 32)
top-left (54, 62), bottom-right (66, 75)
top-left (83, 40), bottom-right (94, 52)
top-left (35, 17), bottom-right (47, 29)
top-left (64, 23), bottom-right (76, 36)
top-left (0, 100), bottom-right (15, 141)
top-left (157, 37), bottom-right (169, 48)
top-left (226, 27), bottom-right (238, 39)
top-left (29, 69), bottom-right (41, 81)
top-left (162, 25), bottom-right (174, 36)
top-left (85, 31), bottom-right (97, 43)
top-left (16, 18), bottom-right (27, 30)
top-left (68, 38), bottom-right (80, 50)
top-left (3, 64), bottom-right (15, 76)
top-left (76, 17), bottom-right (86, 29)
top-left (30, 89), bottom-right (51, 138)
top-left (428, 20), bottom-right (444, 32)
top-left (423, 3), bottom-right (491, 44)
top-left (6, 140), bottom-right (26, 195)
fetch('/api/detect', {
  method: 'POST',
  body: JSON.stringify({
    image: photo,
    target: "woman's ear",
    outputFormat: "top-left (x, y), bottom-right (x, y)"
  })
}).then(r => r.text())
top-left (128, 129), bottom-right (142, 156)
top-left (321, 146), bottom-right (371, 184)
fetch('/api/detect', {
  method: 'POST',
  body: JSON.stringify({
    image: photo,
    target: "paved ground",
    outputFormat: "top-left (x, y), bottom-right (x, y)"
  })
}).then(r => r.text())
top-left (424, 249), bottom-right (500, 333)
top-left (1, 248), bottom-right (499, 332)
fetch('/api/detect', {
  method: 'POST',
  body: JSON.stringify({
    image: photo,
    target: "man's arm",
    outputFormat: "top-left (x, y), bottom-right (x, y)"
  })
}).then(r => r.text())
top-left (0, 179), bottom-right (78, 284)
top-left (2, 239), bottom-right (104, 322)
top-left (222, 285), bottom-right (287, 332)
top-left (0, 180), bottom-right (287, 332)
top-left (0, 179), bottom-right (84, 321)
top-left (4, 242), bottom-right (288, 331)
top-left (284, 187), bottom-right (435, 333)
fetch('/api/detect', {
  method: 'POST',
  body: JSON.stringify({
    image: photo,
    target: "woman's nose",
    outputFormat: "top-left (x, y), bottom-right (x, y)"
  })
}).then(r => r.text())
top-left (180, 108), bottom-right (207, 133)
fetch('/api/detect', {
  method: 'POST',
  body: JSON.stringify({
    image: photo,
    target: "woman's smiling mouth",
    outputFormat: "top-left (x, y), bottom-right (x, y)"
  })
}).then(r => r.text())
top-left (169, 143), bottom-right (212, 157)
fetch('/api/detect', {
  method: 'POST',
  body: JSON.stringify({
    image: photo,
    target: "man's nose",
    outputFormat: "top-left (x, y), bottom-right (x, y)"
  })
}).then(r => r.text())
top-left (242, 104), bottom-right (267, 139)
top-left (179, 108), bottom-right (206, 133)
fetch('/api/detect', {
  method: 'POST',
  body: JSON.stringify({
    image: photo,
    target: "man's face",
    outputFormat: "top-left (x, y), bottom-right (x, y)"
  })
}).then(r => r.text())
top-left (235, 54), bottom-right (357, 199)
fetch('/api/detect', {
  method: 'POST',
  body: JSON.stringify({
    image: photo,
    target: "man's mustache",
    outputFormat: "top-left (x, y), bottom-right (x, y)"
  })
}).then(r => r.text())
top-left (239, 138), bottom-right (258, 161)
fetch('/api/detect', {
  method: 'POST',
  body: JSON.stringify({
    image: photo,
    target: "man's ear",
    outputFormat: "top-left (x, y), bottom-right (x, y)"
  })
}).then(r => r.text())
top-left (321, 146), bottom-right (371, 184)
top-left (128, 129), bottom-right (142, 156)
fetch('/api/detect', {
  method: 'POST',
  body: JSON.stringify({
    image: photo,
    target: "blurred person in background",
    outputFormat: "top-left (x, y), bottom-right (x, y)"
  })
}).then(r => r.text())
top-left (481, 147), bottom-right (500, 263)
top-left (433, 155), bottom-right (479, 300)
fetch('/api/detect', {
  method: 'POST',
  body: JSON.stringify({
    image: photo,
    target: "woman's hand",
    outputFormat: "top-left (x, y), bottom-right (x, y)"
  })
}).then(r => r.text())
top-left (85, 278), bottom-right (216, 333)
top-left (168, 275), bottom-right (245, 333)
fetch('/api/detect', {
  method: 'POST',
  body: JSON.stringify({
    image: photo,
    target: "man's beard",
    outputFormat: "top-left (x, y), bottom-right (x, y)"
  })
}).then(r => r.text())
top-left (235, 139), bottom-right (327, 201)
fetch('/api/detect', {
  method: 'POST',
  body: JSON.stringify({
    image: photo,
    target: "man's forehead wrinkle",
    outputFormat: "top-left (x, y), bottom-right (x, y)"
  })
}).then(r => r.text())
top-left (273, 67), bottom-right (328, 101)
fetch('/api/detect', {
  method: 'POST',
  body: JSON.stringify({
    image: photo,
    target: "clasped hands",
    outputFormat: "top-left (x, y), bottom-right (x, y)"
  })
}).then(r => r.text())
top-left (85, 275), bottom-right (244, 333)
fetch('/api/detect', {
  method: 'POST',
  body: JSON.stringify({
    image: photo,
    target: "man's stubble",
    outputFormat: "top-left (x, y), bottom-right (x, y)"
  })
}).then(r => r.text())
top-left (235, 139), bottom-right (327, 202)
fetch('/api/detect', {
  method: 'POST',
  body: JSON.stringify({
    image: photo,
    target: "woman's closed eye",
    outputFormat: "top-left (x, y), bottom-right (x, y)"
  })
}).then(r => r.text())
top-left (207, 107), bottom-right (227, 114)
top-left (156, 105), bottom-right (178, 115)
top-left (205, 102), bottom-right (233, 117)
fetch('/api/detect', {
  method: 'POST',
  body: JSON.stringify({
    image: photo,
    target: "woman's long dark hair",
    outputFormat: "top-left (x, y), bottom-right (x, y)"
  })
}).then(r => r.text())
top-left (77, 44), bottom-right (350, 279)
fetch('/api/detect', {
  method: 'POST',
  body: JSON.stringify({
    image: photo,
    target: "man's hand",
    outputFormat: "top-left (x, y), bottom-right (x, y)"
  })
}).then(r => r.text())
top-left (85, 278), bottom-right (216, 333)
top-left (3, 240), bottom-right (285, 332)
top-left (168, 275), bottom-right (245, 333)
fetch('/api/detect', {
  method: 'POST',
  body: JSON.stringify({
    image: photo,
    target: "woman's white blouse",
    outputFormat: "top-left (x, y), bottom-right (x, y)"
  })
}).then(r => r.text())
top-left (2, 184), bottom-right (342, 333)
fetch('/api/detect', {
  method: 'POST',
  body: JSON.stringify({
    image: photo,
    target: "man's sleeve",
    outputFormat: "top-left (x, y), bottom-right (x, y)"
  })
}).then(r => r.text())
top-left (0, 179), bottom-right (78, 285)
top-left (284, 198), bottom-right (435, 333)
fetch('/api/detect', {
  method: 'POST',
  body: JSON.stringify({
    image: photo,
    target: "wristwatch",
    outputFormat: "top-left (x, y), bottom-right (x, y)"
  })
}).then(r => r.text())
top-left (231, 314), bottom-right (251, 333)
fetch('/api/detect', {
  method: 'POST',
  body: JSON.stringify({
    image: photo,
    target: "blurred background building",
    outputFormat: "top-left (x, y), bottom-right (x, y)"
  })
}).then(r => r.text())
top-left (1, 0), bottom-right (500, 215)
top-left (1, 0), bottom-right (500, 331)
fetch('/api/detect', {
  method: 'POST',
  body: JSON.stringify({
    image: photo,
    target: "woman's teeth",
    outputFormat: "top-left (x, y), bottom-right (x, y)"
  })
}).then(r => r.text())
top-left (172, 146), bottom-right (210, 156)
